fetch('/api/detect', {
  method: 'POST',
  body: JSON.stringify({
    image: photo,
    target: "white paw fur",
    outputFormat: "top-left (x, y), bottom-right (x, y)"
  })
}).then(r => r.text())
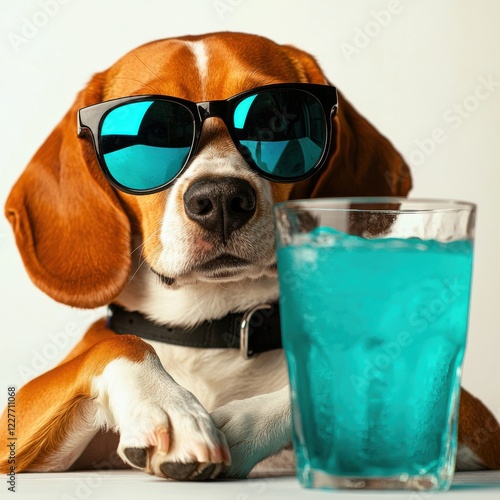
top-left (92, 354), bottom-right (230, 479)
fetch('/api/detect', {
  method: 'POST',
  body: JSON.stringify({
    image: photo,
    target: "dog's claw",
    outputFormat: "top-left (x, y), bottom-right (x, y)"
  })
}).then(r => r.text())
top-left (160, 462), bottom-right (220, 481)
top-left (123, 447), bottom-right (148, 468)
top-left (160, 461), bottom-right (198, 480)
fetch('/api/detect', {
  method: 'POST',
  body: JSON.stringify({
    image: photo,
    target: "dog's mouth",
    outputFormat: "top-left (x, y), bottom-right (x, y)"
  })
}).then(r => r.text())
top-left (196, 254), bottom-right (250, 278)
top-left (151, 253), bottom-right (274, 286)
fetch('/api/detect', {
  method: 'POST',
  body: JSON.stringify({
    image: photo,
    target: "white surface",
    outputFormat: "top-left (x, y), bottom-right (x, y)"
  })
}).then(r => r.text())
top-left (0, 0), bottom-right (499, 422)
top-left (6, 471), bottom-right (500, 500)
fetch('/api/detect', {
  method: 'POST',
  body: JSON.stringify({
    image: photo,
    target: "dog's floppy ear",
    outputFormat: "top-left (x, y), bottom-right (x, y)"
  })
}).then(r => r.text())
top-left (5, 72), bottom-right (131, 308)
top-left (458, 388), bottom-right (500, 470)
top-left (281, 45), bottom-right (412, 199)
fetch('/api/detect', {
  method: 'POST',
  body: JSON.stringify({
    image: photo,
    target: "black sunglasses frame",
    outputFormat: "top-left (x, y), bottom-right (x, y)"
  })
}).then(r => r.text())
top-left (77, 83), bottom-right (338, 195)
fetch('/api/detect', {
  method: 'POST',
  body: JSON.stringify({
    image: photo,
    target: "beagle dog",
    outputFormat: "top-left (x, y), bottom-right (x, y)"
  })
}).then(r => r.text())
top-left (1, 32), bottom-right (499, 480)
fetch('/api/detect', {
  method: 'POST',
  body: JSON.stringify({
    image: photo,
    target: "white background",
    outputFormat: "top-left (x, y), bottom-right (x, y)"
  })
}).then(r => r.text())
top-left (1, 0), bottom-right (499, 417)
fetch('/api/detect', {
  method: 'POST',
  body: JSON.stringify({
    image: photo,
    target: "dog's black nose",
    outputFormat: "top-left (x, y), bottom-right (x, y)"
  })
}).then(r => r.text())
top-left (183, 177), bottom-right (256, 241)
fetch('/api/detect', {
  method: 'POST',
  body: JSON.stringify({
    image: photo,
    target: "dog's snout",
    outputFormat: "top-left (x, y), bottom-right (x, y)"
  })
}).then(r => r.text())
top-left (183, 177), bottom-right (256, 241)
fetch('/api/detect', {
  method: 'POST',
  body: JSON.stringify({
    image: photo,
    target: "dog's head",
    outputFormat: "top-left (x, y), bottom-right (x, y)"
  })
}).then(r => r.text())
top-left (5, 32), bottom-right (411, 309)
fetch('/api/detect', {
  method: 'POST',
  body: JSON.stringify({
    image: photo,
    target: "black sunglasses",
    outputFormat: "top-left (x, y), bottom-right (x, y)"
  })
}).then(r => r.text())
top-left (77, 83), bottom-right (338, 195)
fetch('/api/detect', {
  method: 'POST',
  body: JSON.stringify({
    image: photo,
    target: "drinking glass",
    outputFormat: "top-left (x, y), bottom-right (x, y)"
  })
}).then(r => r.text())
top-left (274, 198), bottom-right (476, 491)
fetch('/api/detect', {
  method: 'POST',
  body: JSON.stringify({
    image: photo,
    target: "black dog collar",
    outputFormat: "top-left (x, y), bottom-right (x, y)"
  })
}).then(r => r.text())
top-left (107, 303), bottom-right (282, 359)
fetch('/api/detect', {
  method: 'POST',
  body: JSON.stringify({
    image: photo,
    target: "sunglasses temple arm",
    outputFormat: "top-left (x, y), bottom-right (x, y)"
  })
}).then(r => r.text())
top-left (76, 111), bottom-right (87, 138)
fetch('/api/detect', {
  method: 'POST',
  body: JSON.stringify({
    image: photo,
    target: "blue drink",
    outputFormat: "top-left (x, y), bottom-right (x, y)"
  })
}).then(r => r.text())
top-left (277, 227), bottom-right (473, 490)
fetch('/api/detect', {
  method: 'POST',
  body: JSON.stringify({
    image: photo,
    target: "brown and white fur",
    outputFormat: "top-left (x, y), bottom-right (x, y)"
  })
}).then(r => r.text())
top-left (1, 32), bottom-right (499, 480)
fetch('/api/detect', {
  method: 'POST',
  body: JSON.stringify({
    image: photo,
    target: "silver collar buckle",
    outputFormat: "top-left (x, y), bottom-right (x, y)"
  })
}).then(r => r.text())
top-left (239, 303), bottom-right (273, 360)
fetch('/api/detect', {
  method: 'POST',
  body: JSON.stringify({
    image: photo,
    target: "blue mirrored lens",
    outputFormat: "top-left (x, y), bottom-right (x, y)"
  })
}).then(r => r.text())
top-left (233, 90), bottom-right (325, 178)
top-left (100, 100), bottom-right (194, 191)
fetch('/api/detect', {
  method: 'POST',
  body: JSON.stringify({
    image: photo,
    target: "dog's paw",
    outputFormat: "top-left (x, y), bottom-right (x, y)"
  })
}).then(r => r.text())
top-left (118, 399), bottom-right (230, 480)
top-left (94, 355), bottom-right (230, 480)
top-left (210, 389), bottom-right (292, 478)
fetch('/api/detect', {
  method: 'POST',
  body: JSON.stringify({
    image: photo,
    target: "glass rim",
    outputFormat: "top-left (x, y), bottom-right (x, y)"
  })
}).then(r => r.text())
top-left (273, 197), bottom-right (476, 214)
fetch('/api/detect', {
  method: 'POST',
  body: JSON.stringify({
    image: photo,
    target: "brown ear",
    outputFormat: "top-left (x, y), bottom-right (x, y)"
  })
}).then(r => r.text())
top-left (309, 92), bottom-right (412, 198)
top-left (281, 45), bottom-right (412, 199)
top-left (458, 387), bottom-right (500, 469)
top-left (5, 72), bottom-right (131, 308)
